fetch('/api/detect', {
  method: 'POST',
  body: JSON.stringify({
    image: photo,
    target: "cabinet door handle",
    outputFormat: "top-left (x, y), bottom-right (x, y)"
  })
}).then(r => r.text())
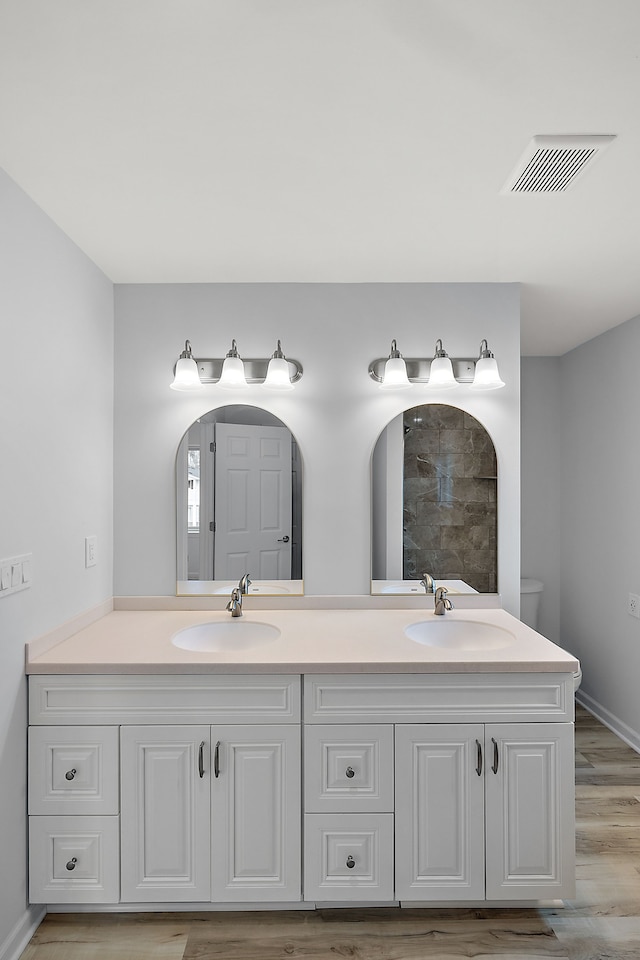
top-left (198, 741), bottom-right (205, 779)
top-left (65, 768), bottom-right (77, 781)
top-left (345, 766), bottom-right (355, 779)
top-left (346, 855), bottom-right (355, 869)
top-left (214, 740), bottom-right (221, 778)
top-left (475, 739), bottom-right (483, 776)
top-left (66, 857), bottom-right (78, 871)
top-left (491, 737), bottom-right (499, 774)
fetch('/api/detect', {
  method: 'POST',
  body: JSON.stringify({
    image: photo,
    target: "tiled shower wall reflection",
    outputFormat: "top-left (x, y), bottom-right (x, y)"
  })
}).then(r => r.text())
top-left (403, 404), bottom-right (497, 592)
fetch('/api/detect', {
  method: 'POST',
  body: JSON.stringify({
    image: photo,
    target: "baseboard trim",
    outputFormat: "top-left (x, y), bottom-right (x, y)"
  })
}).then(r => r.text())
top-left (577, 690), bottom-right (640, 755)
top-left (0, 906), bottom-right (44, 960)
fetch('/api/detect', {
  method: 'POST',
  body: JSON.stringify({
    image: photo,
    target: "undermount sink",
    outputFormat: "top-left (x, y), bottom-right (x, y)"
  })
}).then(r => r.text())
top-left (404, 619), bottom-right (515, 651)
top-left (172, 620), bottom-right (281, 652)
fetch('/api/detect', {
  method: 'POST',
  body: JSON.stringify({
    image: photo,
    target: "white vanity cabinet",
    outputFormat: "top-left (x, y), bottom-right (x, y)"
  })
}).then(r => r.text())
top-left (305, 672), bottom-right (576, 904)
top-left (28, 668), bottom-right (575, 908)
top-left (28, 674), bottom-right (301, 905)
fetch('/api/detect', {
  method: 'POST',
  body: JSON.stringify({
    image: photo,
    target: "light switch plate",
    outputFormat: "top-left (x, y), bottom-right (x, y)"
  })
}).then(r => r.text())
top-left (0, 554), bottom-right (32, 597)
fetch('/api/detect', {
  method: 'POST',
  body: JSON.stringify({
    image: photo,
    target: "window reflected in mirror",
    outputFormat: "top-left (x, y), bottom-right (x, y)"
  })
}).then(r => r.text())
top-left (372, 404), bottom-right (497, 596)
top-left (176, 405), bottom-right (303, 597)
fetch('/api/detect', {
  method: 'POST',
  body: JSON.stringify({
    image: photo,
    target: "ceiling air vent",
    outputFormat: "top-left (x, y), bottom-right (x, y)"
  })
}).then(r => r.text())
top-left (502, 135), bottom-right (616, 193)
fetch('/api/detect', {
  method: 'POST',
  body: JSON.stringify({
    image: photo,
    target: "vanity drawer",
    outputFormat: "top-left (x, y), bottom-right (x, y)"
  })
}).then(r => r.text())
top-left (304, 813), bottom-right (394, 901)
top-left (304, 724), bottom-right (394, 812)
top-left (29, 815), bottom-right (120, 903)
top-left (29, 726), bottom-right (119, 816)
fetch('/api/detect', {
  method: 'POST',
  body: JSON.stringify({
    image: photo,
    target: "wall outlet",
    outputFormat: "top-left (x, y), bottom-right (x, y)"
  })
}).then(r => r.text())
top-left (85, 536), bottom-right (97, 568)
top-left (628, 593), bottom-right (640, 618)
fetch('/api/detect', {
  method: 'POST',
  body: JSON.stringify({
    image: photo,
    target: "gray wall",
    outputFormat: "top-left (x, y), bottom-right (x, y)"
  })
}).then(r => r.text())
top-left (521, 322), bottom-right (640, 749)
top-left (113, 282), bottom-right (521, 610)
top-left (560, 315), bottom-right (640, 747)
top-left (0, 169), bottom-right (113, 956)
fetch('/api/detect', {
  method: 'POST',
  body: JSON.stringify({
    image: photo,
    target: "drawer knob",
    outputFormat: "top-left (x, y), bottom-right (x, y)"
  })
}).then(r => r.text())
top-left (66, 858), bottom-right (78, 871)
top-left (345, 766), bottom-right (355, 779)
top-left (346, 855), bottom-right (356, 869)
top-left (65, 769), bottom-right (77, 781)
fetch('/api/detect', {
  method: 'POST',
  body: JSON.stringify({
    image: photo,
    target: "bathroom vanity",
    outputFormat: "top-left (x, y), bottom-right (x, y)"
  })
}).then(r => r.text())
top-left (26, 606), bottom-right (578, 909)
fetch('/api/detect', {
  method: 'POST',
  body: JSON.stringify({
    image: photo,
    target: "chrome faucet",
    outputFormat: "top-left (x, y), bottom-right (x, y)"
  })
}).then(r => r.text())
top-left (420, 572), bottom-right (435, 594)
top-left (238, 573), bottom-right (252, 595)
top-left (226, 587), bottom-right (243, 617)
top-left (434, 586), bottom-right (453, 616)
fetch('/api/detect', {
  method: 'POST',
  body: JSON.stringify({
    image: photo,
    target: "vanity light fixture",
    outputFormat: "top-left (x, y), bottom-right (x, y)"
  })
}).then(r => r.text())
top-left (170, 340), bottom-right (205, 392)
top-left (218, 339), bottom-right (249, 390)
top-left (379, 340), bottom-right (412, 390)
top-left (170, 339), bottom-right (303, 390)
top-left (263, 340), bottom-right (295, 391)
top-left (427, 339), bottom-right (458, 390)
top-left (470, 339), bottom-right (505, 390)
top-left (368, 338), bottom-right (505, 390)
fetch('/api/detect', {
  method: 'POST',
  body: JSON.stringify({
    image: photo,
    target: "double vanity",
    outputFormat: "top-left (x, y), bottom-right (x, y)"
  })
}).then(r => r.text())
top-left (26, 603), bottom-right (578, 910)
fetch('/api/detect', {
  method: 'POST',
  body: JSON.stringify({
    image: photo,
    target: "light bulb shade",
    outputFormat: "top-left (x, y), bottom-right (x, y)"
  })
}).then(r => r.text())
top-left (380, 355), bottom-right (411, 389)
top-left (263, 356), bottom-right (294, 390)
top-left (428, 355), bottom-right (458, 389)
top-left (471, 356), bottom-right (505, 390)
top-left (170, 356), bottom-right (203, 391)
top-left (218, 354), bottom-right (249, 389)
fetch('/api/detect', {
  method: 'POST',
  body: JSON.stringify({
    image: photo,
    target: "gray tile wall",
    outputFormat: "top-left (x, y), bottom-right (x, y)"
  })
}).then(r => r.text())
top-left (403, 404), bottom-right (497, 592)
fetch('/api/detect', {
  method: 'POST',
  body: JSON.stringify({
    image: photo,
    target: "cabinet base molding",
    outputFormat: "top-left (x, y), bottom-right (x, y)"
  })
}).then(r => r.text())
top-left (41, 898), bottom-right (567, 913)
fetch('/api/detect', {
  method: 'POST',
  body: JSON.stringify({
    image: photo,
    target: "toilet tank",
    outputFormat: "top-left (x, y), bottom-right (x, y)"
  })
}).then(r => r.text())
top-left (520, 578), bottom-right (544, 630)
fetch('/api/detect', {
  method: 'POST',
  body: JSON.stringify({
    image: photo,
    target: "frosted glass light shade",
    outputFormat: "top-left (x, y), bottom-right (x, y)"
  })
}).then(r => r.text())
top-left (170, 356), bottom-right (203, 391)
top-left (380, 356), bottom-right (411, 389)
top-left (428, 355), bottom-right (458, 389)
top-left (263, 356), bottom-right (294, 390)
top-left (471, 356), bottom-right (505, 390)
top-left (218, 354), bottom-right (249, 389)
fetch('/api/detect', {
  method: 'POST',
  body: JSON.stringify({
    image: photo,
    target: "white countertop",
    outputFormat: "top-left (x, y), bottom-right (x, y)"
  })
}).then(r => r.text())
top-left (26, 606), bottom-right (580, 675)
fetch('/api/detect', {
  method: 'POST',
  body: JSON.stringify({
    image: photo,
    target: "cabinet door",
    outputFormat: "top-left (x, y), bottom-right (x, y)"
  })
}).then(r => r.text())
top-left (120, 726), bottom-right (210, 902)
top-left (484, 722), bottom-right (575, 900)
top-left (211, 725), bottom-right (300, 901)
top-left (395, 724), bottom-right (485, 900)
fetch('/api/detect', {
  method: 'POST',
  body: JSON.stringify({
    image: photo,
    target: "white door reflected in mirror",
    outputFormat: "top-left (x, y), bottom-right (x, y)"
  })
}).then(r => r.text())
top-left (176, 405), bottom-right (303, 597)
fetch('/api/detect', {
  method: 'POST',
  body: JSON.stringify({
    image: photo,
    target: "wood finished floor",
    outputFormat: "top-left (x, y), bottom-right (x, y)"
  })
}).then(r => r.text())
top-left (20, 705), bottom-right (640, 960)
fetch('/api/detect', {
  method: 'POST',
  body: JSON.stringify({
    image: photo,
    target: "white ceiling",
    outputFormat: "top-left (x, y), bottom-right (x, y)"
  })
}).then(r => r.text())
top-left (1, 0), bottom-right (639, 355)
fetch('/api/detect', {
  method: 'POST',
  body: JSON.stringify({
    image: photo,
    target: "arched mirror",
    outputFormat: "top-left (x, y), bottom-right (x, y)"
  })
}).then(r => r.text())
top-left (371, 403), bottom-right (497, 596)
top-left (176, 405), bottom-right (303, 596)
